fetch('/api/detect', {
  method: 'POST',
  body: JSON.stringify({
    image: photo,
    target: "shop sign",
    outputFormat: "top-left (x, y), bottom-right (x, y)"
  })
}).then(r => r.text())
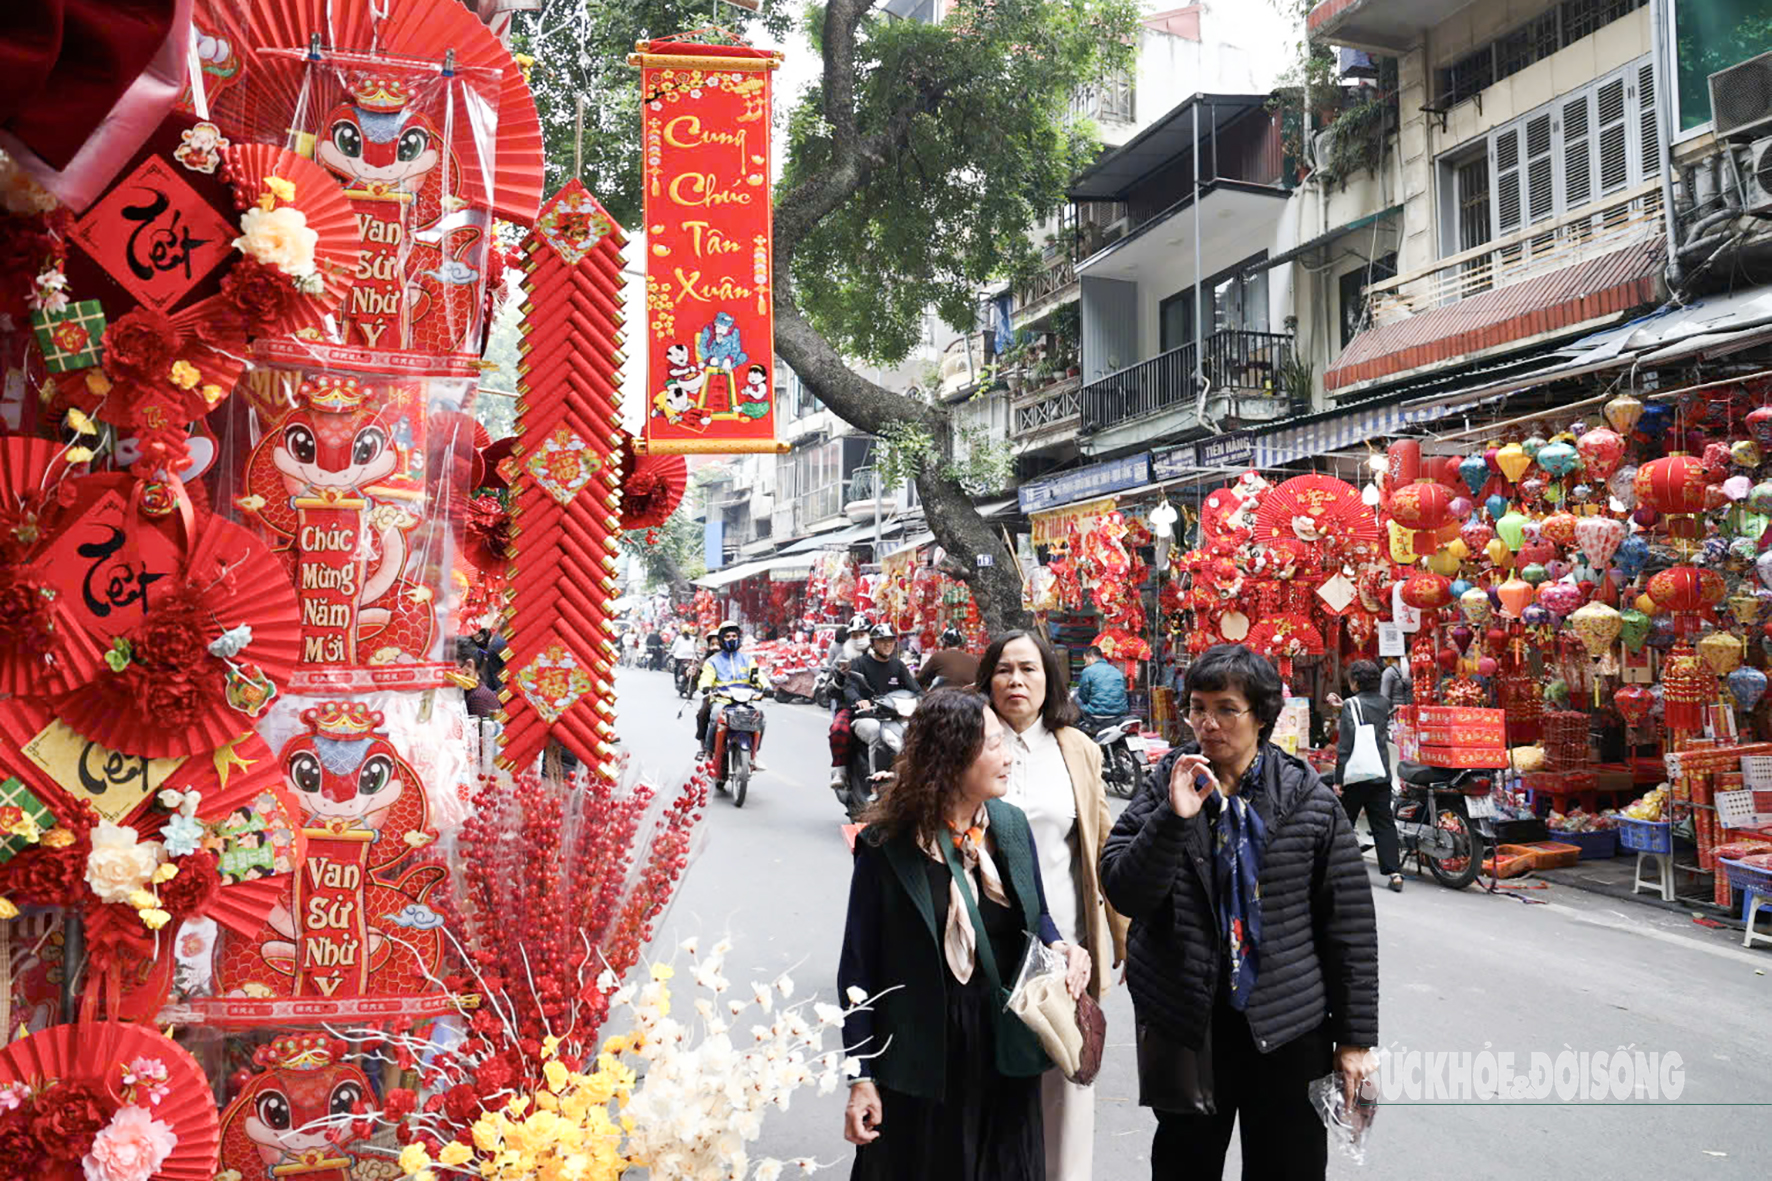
top-left (1194, 431), bottom-right (1254, 470)
top-left (1018, 452), bottom-right (1151, 513)
top-left (1151, 446), bottom-right (1195, 482)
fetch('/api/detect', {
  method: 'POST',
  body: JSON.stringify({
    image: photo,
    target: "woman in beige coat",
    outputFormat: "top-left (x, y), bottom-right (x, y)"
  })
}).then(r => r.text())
top-left (977, 629), bottom-right (1130, 1181)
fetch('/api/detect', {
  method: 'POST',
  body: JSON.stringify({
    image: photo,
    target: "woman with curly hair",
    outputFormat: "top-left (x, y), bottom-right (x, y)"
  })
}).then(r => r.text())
top-left (838, 688), bottom-right (1091, 1181)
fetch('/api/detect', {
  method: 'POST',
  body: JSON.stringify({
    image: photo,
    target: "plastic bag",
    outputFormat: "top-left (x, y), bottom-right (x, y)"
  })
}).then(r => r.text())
top-left (1308, 1070), bottom-right (1378, 1165)
top-left (1005, 938), bottom-right (1085, 1079)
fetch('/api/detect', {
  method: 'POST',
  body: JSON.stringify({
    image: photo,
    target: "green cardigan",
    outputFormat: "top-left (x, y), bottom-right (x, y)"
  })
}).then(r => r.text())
top-left (838, 797), bottom-right (1052, 1101)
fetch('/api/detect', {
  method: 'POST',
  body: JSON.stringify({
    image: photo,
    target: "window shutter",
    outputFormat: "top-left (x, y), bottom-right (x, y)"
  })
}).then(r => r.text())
top-left (1562, 90), bottom-right (1592, 211)
top-left (1638, 61), bottom-right (1659, 185)
top-left (1596, 75), bottom-right (1629, 194)
top-left (1495, 127), bottom-right (1522, 235)
top-left (1525, 112), bottom-right (1554, 223)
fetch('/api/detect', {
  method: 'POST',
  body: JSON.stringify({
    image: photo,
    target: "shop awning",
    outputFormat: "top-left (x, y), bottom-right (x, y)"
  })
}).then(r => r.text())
top-left (778, 520), bottom-right (904, 553)
top-left (1246, 205), bottom-right (1401, 275)
top-left (693, 554), bottom-right (815, 589)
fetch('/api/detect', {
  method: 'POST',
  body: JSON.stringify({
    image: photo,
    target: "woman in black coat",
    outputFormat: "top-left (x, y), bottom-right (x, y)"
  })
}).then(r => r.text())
top-left (838, 688), bottom-right (1091, 1181)
top-left (1100, 644), bottom-right (1379, 1181)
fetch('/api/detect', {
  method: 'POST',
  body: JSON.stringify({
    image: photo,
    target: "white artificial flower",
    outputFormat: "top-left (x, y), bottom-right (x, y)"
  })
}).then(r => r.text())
top-left (844, 985), bottom-right (867, 1005)
top-left (234, 205), bottom-right (318, 276)
top-left (755, 1161), bottom-right (784, 1181)
top-left (841, 1057), bottom-right (862, 1078)
top-left (812, 1003), bottom-right (844, 1027)
top-left (681, 935), bottom-right (700, 955)
top-left (774, 974), bottom-right (794, 999)
top-left (85, 820), bottom-right (164, 904)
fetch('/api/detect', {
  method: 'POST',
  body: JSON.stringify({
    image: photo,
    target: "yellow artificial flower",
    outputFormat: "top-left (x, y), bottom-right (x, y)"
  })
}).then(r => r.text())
top-left (399, 1144), bottom-right (433, 1174)
top-left (533, 1089), bottom-right (558, 1112)
top-left (84, 371), bottom-right (112, 396)
top-left (127, 888), bottom-right (158, 910)
top-left (139, 908), bottom-right (171, 930)
top-left (541, 1033), bottom-right (561, 1059)
top-left (601, 1034), bottom-right (629, 1055)
top-left (438, 1142), bottom-right (473, 1167)
top-left (200, 383), bottom-right (226, 408)
top-left (264, 175), bottom-right (297, 203)
top-left (471, 1115), bottom-right (505, 1152)
top-left (505, 1094), bottom-right (530, 1116)
top-left (63, 407), bottom-right (95, 436)
top-left (151, 862), bottom-right (179, 884)
top-left (649, 963), bottom-right (674, 982)
top-left (63, 446), bottom-right (95, 465)
top-left (168, 360), bottom-right (201, 389)
top-left (0, 898), bottom-right (18, 920)
top-left (543, 1059), bottom-right (570, 1093)
top-left (40, 827), bottom-right (74, 848)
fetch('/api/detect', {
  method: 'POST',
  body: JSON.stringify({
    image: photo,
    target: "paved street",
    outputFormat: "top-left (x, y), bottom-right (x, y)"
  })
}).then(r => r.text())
top-left (615, 667), bottom-right (1772, 1177)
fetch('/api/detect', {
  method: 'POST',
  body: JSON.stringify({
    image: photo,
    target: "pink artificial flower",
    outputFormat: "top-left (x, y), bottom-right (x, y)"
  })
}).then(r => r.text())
top-left (80, 1105), bottom-right (176, 1181)
top-left (0, 1081), bottom-right (27, 1111)
top-left (122, 1057), bottom-right (170, 1106)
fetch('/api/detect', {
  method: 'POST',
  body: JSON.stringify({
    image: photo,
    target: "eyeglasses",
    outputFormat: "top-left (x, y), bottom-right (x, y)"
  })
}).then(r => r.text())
top-left (1186, 705), bottom-right (1251, 727)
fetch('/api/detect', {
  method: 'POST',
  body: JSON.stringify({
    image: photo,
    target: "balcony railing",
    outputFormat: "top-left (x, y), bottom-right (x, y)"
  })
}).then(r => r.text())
top-left (1080, 331), bottom-right (1295, 433)
top-left (1014, 254), bottom-right (1078, 325)
top-left (1012, 376), bottom-right (1083, 440)
top-left (1364, 181), bottom-right (1663, 323)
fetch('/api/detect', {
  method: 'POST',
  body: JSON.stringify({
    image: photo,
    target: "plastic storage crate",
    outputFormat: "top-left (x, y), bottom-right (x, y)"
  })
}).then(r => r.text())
top-left (1618, 818), bottom-right (1673, 854)
top-left (1547, 828), bottom-right (1619, 859)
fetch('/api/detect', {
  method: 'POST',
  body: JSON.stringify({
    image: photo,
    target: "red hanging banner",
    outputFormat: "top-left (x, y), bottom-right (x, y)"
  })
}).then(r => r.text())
top-left (631, 38), bottom-right (786, 455)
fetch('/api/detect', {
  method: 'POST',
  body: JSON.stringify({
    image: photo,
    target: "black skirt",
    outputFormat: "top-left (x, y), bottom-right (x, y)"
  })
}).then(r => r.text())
top-left (851, 864), bottom-right (1044, 1181)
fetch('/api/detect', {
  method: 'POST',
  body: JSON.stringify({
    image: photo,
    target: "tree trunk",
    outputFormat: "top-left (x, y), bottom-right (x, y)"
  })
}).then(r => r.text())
top-left (770, 0), bottom-right (1030, 636)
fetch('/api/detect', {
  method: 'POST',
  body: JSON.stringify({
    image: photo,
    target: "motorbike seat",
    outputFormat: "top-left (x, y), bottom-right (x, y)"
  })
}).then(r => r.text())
top-left (1397, 761), bottom-right (1455, 787)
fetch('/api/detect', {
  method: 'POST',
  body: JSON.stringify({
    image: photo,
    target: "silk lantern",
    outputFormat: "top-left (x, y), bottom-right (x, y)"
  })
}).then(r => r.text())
top-left (1733, 439), bottom-right (1763, 469)
top-left (1747, 404), bottom-right (1772, 445)
top-left (1426, 548), bottom-right (1462, 577)
top-left (1609, 466), bottom-right (1638, 509)
top-left (1728, 665), bottom-right (1768, 712)
top-left (1576, 428), bottom-right (1624, 480)
top-left (1520, 563), bottom-right (1548, 586)
top-left (1539, 580), bottom-right (1583, 617)
top-left (1523, 436), bottom-right (1547, 461)
top-left (1485, 537), bottom-right (1513, 568)
top-left (1497, 577), bottom-right (1535, 618)
top-left (1537, 440), bottom-right (1579, 477)
top-left (1575, 515), bottom-right (1626, 571)
top-left (1698, 630), bottom-right (1744, 677)
top-left (1485, 493), bottom-right (1509, 521)
top-left (1461, 518), bottom-right (1494, 551)
top-left (1614, 683), bottom-right (1654, 726)
top-left (1459, 455), bottom-right (1489, 497)
top-left (1618, 607), bottom-right (1651, 652)
top-left (1604, 393), bottom-right (1644, 435)
top-left (1496, 510), bottom-right (1529, 550)
top-left (1459, 586), bottom-right (1493, 624)
top-left (1648, 565), bottom-right (1725, 615)
top-left (1614, 534), bottom-right (1650, 579)
top-left (1541, 511), bottom-right (1579, 547)
top-left (1496, 443), bottom-right (1532, 483)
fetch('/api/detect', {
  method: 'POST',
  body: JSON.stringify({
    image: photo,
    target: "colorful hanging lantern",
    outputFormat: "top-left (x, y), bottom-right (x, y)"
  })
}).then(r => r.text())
top-left (1647, 565), bottom-right (1725, 614)
top-left (1496, 443), bottom-right (1532, 483)
top-left (1614, 683), bottom-right (1654, 726)
top-left (1536, 440), bottom-right (1579, 477)
top-left (1389, 480), bottom-right (1454, 531)
top-left (1570, 600), bottom-right (1622, 658)
top-left (1540, 511), bottom-right (1579, 547)
top-left (1459, 455), bottom-right (1489, 498)
top-left (1538, 580), bottom-right (1583, 617)
top-left (1635, 454), bottom-right (1709, 514)
top-left (1576, 428), bottom-right (1625, 481)
top-left (1400, 571), bottom-right (1453, 611)
top-left (1604, 393), bottom-right (1645, 435)
top-left (1495, 510), bottom-right (1529, 551)
top-left (1697, 630), bottom-right (1744, 677)
top-left (1728, 665), bottom-right (1768, 712)
top-left (1459, 585), bottom-right (1493, 624)
top-left (1497, 577), bottom-right (1535, 619)
top-left (1747, 405), bottom-right (1772, 445)
top-left (1573, 515), bottom-right (1627, 572)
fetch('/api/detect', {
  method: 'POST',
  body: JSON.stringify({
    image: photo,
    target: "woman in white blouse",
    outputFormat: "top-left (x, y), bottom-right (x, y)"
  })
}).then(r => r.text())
top-left (976, 630), bottom-right (1130, 1181)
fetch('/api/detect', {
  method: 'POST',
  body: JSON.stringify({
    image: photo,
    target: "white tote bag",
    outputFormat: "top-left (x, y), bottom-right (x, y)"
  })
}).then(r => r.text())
top-left (1344, 698), bottom-right (1387, 785)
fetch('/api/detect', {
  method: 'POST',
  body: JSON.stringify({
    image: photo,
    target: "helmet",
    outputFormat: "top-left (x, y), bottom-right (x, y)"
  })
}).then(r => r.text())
top-left (718, 620), bottom-right (742, 637)
top-left (940, 627), bottom-right (964, 648)
top-left (869, 622), bottom-right (895, 641)
top-left (847, 615), bottom-right (871, 635)
top-left (705, 630), bottom-right (720, 643)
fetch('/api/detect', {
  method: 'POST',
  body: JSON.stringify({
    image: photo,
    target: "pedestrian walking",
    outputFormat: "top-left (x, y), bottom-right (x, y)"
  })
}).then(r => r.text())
top-left (1336, 660), bottom-right (1403, 892)
top-left (838, 688), bottom-right (1091, 1181)
top-left (977, 630), bottom-right (1127, 1181)
top-left (1099, 643), bottom-right (1378, 1181)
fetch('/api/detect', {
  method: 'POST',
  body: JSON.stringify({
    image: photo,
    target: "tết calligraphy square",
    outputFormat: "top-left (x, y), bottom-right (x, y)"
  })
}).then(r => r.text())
top-left (69, 155), bottom-right (237, 315)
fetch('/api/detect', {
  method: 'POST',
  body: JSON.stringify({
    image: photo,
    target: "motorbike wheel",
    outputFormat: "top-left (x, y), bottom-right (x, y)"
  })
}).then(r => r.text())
top-left (731, 748), bottom-right (751, 808)
top-left (1107, 744), bottom-right (1140, 799)
top-left (814, 686), bottom-right (831, 709)
top-left (1425, 808), bottom-right (1482, 890)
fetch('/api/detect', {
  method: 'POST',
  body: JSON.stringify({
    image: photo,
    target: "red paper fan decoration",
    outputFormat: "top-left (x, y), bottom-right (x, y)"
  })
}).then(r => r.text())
top-left (0, 1022), bottom-right (220, 1181)
top-left (618, 434), bottom-right (688, 530)
top-left (52, 510), bottom-right (301, 758)
top-left (191, 0), bottom-right (543, 224)
top-left (1255, 475), bottom-right (1380, 555)
top-left (1244, 614), bottom-right (1326, 659)
top-left (220, 142), bottom-right (360, 336)
top-left (0, 440), bottom-right (109, 699)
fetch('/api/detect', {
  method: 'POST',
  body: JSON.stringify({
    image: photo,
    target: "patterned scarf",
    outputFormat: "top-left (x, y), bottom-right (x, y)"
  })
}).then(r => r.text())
top-left (926, 804), bottom-right (1009, 984)
top-left (1211, 756), bottom-right (1268, 1012)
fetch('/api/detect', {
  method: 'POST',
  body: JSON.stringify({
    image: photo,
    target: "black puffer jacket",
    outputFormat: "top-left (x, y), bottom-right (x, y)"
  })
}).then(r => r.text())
top-left (1099, 743), bottom-right (1378, 1054)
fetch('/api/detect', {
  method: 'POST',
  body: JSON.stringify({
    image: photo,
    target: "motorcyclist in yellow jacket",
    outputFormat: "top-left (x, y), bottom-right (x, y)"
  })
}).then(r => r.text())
top-left (697, 620), bottom-right (767, 769)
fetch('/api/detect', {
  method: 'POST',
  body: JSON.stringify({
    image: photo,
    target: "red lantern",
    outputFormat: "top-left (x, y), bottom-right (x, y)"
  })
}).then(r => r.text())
top-left (1576, 428), bottom-right (1624, 480)
top-left (1400, 572), bottom-right (1453, 610)
top-left (1389, 480), bottom-right (1454, 531)
top-left (1647, 566), bottom-right (1725, 613)
top-left (1540, 511), bottom-right (1579, 547)
top-left (1387, 439), bottom-right (1421, 487)
top-left (1614, 684), bottom-right (1654, 726)
top-left (1634, 454), bottom-right (1708, 515)
top-left (1748, 404), bottom-right (1772, 444)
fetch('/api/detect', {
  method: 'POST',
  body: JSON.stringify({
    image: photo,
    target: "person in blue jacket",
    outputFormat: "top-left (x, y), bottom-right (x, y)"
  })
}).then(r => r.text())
top-left (1074, 646), bottom-right (1128, 722)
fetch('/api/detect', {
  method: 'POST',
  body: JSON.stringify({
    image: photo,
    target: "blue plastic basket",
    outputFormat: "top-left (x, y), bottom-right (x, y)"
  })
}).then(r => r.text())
top-left (1548, 828), bottom-right (1619, 859)
top-left (1717, 856), bottom-right (1772, 893)
top-left (1618, 818), bottom-right (1673, 855)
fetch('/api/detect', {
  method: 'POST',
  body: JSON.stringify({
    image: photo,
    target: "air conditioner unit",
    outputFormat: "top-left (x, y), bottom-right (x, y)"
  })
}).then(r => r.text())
top-left (1743, 136), bottom-right (1772, 214)
top-left (1313, 127), bottom-right (1338, 171)
top-left (1710, 51), bottom-right (1772, 141)
top-left (1101, 215), bottom-right (1129, 245)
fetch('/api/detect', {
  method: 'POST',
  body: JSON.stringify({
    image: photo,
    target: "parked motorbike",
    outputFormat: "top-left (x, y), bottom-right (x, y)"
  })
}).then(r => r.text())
top-left (1394, 761), bottom-right (1497, 889)
top-left (839, 689), bottom-right (919, 820)
top-left (708, 685), bottom-right (766, 807)
top-left (1089, 715), bottom-right (1149, 799)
